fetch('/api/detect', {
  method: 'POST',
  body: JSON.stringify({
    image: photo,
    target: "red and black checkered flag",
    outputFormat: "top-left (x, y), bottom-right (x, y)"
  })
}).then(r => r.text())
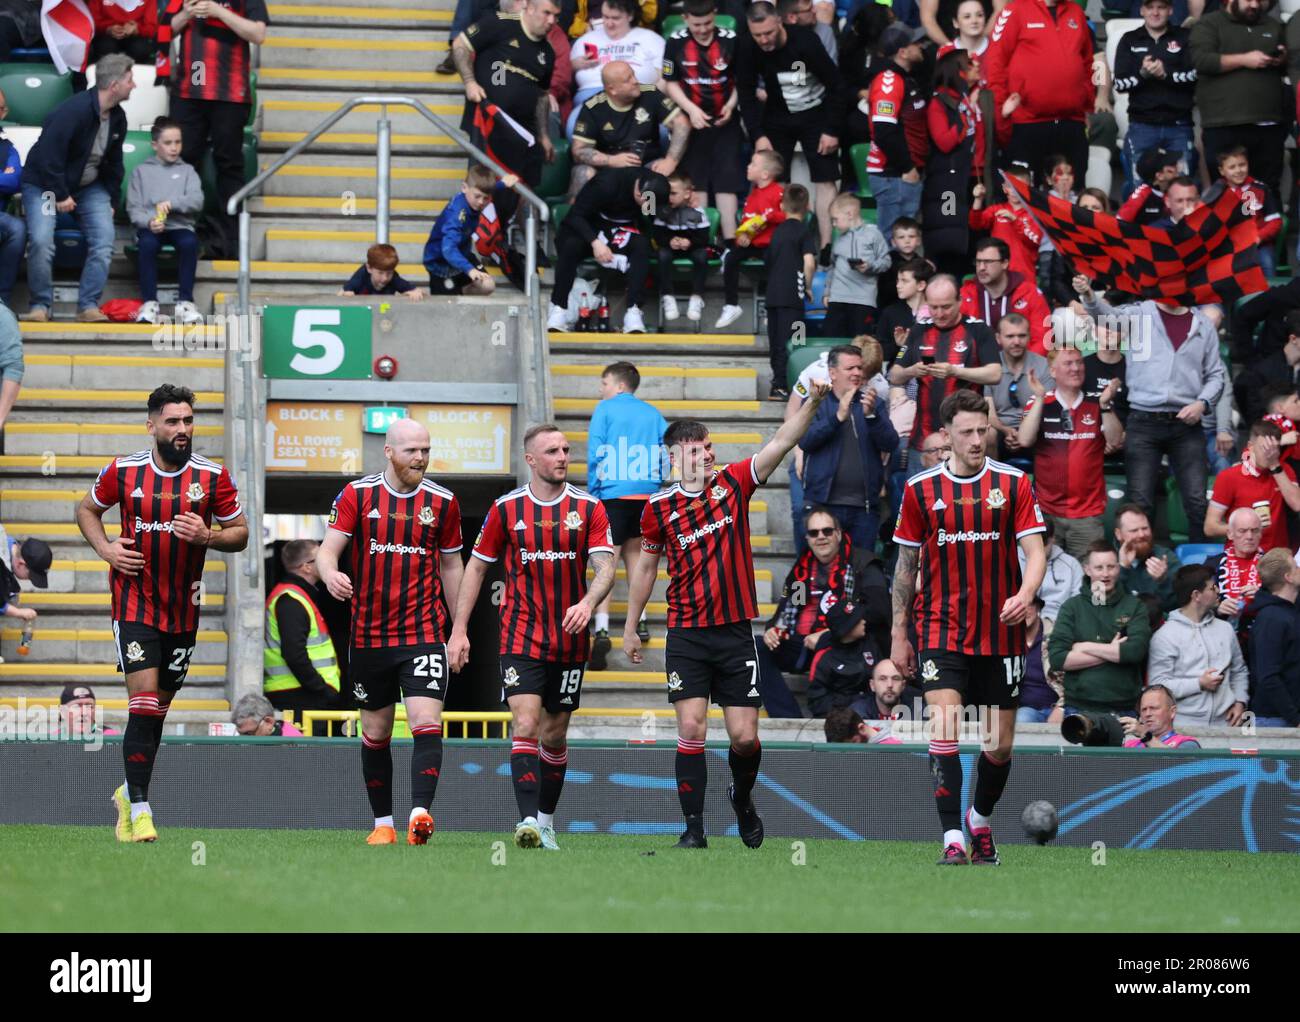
top-left (1003, 172), bottom-right (1268, 307)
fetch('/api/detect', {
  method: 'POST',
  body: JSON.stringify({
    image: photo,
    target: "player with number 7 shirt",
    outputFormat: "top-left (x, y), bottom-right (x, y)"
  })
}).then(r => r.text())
top-left (622, 382), bottom-right (831, 850)
top-left (76, 384), bottom-right (249, 845)
top-left (890, 388), bottom-right (1046, 867)
top-left (317, 419), bottom-right (465, 847)
top-left (449, 425), bottom-right (617, 851)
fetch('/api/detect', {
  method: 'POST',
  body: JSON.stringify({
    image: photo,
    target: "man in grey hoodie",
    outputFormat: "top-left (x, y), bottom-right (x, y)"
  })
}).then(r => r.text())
top-left (126, 117), bottom-right (205, 326)
top-left (1147, 563), bottom-right (1249, 728)
top-left (1073, 274), bottom-right (1225, 543)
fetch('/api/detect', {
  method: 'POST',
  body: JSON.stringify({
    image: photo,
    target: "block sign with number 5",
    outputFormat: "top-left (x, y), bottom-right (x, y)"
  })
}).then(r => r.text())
top-left (262, 306), bottom-right (373, 379)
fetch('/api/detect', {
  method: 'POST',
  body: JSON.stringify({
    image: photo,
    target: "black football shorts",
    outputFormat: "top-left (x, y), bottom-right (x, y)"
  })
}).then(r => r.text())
top-left (664, 620), bottom-right (763, 708)
top-left (113, 621), bottom-right (198, 692)
top-left (348, 643), bottom-right (450, 710)
top-left (917, 648), bottom-right (1023, 711)
top-left (499, 655), bottom-right (586, 713)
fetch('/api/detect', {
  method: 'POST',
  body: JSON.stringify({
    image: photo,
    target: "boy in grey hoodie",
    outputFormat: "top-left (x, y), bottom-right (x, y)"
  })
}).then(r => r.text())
top-left (127, 116), bottom-right (205, 325)
top-left (1146, 563), bottom-right (1249, 727)
top-left (823, 193), bottom-right (891, 339)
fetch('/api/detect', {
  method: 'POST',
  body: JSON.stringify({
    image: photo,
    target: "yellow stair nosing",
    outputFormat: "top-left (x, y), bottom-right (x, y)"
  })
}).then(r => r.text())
top-left (266, 4), bottom-right (452, 22)
top-left (18, 390), bottom-right (224, 404)
top-left (3, 423), bottom-right (223, 435)
top-left (22, 593), bottom-right (225, 607)
top-left (261, 165), bottom-right (466, 180)
top-left (551, 332), bottom-right (754, 345)
top-left (261, 131), bottom-right (454, 146)
top-left (0, 663), bottom-right (225, 678)
top-left (0, 696), bottom-right (229, 709)
top-left (46, 559), bottom-right (226, 573)
top-left (263, 100), bottom-right (462, 114)
top-left (25, 354), bottom-right (225, 369)
top-left (2, 628), bottom-right (226, 642)
top-left (265, 228), bottom-right (431, 242)
top-left (550, 365), bottom-right (755, 378)
top-left (555, 399), bottom-right (762, 412)
top-left (258, 196), bottom-right (446, 211)
top-left (264, 36), bottom-right (447, 50)
top-left (20, 322), bottom-right (224, 336)
top-left (0, 455), bottom-right (222, 468)
top-left (258, 68), bottom-right (442, 82)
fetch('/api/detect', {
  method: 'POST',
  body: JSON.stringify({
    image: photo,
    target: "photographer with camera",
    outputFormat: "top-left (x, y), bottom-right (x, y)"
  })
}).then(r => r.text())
top-left (1049, 540), bottom-right (1152, 721)
top-left (1146, 563), bottom-right (1249, 728)
top-left (1119, 685), bottom-right (1201, 749)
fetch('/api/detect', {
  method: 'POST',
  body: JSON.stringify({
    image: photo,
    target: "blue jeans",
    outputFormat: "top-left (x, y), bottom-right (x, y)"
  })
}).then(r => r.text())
top-left (0, 211), bottom-right (25, 304)
top-left (820, 503), bottom-right (880, 554)
top-left (448, 0), bottom-right (479, 40)
top-left (1205, 422), bottom-right (1234, 476)
top-left (1252, 716), bottom-right (1292, 729)
top-left (22, 180), bottom-right (114, 312)
top-left (136, 227), bottom-right (198, 302)
top-left (1017, 705), bottom-right (1055, 724)
top-left (1122, 121), bottom-right (1196, 196)
top-left (871, 175), bottom-right (922, 238)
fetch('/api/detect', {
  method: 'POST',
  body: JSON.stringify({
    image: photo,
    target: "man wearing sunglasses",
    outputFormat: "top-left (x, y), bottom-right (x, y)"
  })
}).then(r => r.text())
top-left (985, 313), bottom-right (1051, 460)
top-left (959, 238), bottom-right (1052, 356)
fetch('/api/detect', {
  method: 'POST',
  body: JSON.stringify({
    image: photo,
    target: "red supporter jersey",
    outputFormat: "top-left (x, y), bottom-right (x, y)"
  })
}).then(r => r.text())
top-left (898, 319), bottom-right (999, 442)
top-left (866, 67), bottom-right (928, 174)
top-left (1022, 391), bottom-right (1107, 517)
top-left (91, 450), bottom-right (242, 633)
top-left (169, 0), bottom-right (269, 103)
top-left (640, 457), bottom-right (762, 628)
top-left (1210, 461), bottom-right (1296, 553)
top-left (739, 181), bottom-right (786, 247)
top-left (471, 483), bottom-right (613, 662)
top-left (894, 458), bottom-right (1045, 655)
top-left (328, 473), bottom-right (462, 649)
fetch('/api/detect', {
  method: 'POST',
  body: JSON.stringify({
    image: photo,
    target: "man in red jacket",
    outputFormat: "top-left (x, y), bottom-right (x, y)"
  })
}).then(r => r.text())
top-left (960, 237), bottom-right (1052, 355)
top-left (983, 0), bottom-right (1094, 189)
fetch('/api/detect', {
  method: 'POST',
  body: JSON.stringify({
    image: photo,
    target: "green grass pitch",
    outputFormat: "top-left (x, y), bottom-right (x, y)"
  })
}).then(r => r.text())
top-left (3, 826), bottom-right (1297, 931)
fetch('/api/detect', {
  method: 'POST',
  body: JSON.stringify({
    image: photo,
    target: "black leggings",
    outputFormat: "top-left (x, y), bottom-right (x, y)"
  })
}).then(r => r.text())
top-left (551, 226), bottom-right (650, 309)
top-left (657, 245), bottom-right (707, 297)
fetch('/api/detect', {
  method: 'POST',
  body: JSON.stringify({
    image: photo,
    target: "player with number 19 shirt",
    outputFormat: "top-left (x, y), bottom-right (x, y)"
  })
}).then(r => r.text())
top-left (317, 419), bottom-right (465, 849)
top-left (891, 388), bottom-right (1046, 868)
top-left (624, 386), bottom-right (830, 851)
top-left (449, 426), bottom-right (617, 851)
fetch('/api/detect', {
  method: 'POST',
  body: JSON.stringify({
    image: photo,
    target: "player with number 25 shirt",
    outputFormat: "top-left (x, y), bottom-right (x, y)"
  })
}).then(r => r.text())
top-left (317, 419), bottom-right (464, 848)
top-left (891, 388), bottom-right (1046, 867)
top-left (623, 383), bottom-right (830, 851)
top-left (450, 425), bottom-right (617, 851)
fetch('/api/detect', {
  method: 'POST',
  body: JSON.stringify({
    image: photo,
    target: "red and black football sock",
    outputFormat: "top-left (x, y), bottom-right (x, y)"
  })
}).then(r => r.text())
top-left (973, 751), bottom-right (1011, 818)
top-left (929, 740), bottom-right (963, 835)
top-left (149, 697), bottom-right (171, 754)
top-left (124, 692), bottom-right (165, 802)
top-left (728, 739), bottom-right (761, 803)
top-left (510, 737), bottom-right (541, 820)
top-left (539, 742), bottom-right (568, 816)
top-left (676, 737), bottom-right (707, 825)
top-left (410, 723), bottom-right (443, 811)
top-left (361, 732), bottom-right (393, 821)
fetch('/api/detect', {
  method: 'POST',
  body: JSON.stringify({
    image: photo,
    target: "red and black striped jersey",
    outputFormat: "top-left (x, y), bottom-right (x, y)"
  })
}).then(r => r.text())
top-left (894, 458), bottom-right (1045, 655)
top-left (168, 0), bottom-right (269, 103)
top-left (640, 457), bottom-right (761, 628)
top-left (898, 319), bottom-right (999, 442)
top-left (662, 27), bottom-right (737, 120)
top-left (1021, 390), bottom-right (1107, 517)
top-left (91, 450), bottom-right (242, 632)
top-left (328, 474), bottom-right (462, 649)
top-left (471, 483), bottom-right (613, 662)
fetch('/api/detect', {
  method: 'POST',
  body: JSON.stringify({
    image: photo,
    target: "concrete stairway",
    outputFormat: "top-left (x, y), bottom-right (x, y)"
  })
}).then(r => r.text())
top-left (0, 324), bottom-right (231, 702)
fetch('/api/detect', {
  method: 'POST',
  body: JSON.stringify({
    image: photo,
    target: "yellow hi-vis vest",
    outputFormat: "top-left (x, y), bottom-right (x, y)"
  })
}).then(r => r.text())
top-left (264, 583), bottom-right (340, 694)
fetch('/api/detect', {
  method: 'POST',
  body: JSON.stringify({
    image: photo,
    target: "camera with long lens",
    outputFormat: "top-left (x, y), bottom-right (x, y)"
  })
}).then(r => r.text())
top-left (1061, 711), bottom-right (1127, 747)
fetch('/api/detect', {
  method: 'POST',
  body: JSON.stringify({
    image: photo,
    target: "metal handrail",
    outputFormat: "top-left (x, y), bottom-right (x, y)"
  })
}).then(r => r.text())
top-left (224, 95), bottom-right (550, 579)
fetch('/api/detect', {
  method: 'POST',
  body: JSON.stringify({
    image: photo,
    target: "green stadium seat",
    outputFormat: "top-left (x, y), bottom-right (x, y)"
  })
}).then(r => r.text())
top-left (661, 14), bottom-right (736, 36)
top-left (786, 342), bottom-right (837, 389)
top-left (849, 143), bottom-right (873, 203)
top-left (1163, 474), bottom-right (1190, 547)
top-left (117, 130), bottom-right (154, 212)
top-left (1102, 474), bottom-right (1127, 536)
top-left (537, 137), bottom-right (570, 200)
top-left (0, 65), bottom-right (72, 126)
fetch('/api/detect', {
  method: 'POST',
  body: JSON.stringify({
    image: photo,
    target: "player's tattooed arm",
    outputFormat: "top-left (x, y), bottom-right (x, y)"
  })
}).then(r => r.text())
top-left (585, 549), bottom-right (617, 609)
top-left (890, 545), bottom-right (919, 676)
top-left (891, 546), bottom-right (918, 633)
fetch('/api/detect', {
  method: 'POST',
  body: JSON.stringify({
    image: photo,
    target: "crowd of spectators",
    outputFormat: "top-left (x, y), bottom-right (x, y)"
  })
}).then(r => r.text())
top-left (0, 1), bottom-right (267, 325)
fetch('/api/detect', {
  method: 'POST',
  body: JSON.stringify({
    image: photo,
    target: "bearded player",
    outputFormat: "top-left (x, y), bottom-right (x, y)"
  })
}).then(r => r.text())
top-left (76, 384), bottom-right (249, 843)
top-left (891, 389), bottom-right (1046, 865)
top-left (449, 425), bottom-right (616, 849)
top-left (317, 418), bottom-right (465, 846)
top-left (623, 382), bottom-right (830, 849)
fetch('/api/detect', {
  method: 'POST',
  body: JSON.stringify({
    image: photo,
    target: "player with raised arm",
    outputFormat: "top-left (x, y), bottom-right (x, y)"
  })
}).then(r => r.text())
top-left (891, 388), bottom-right (1047, 865)
top-left (76, 384), bottom-right (249, 843)
top-left (448, 425), bottom-right (616, 850)
top-left (623, 383), bottom-right (830, 849)
top-left (316, 419), bottom-right (465, 847)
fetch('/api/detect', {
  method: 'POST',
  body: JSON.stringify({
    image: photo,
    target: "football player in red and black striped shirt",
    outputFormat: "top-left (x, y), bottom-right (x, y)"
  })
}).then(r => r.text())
top-left (76, 384), bottom-right (249, 844)
top-left (888, 275), bottom-right (1000, 450)
top-left (661, 0), bottom-right (747, 224)
top-left (623, 382), bottom-right (830, 849)
top-left (317, 419), bottom-right (465, 848)
top-left (892, 388), bottom-right (1046, 866)
top-left (448, 425), bottom-right (616, 850)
